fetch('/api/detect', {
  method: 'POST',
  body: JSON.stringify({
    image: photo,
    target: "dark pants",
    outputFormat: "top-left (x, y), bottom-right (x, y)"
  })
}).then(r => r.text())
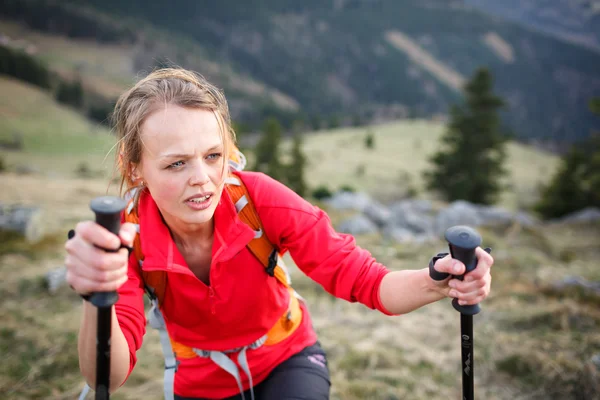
top-left (175, 342), bottom-right (331, 400)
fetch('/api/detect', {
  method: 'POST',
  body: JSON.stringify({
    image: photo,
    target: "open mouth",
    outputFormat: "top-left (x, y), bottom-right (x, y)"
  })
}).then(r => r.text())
top-left (188, 194), bottom-right (211, 203)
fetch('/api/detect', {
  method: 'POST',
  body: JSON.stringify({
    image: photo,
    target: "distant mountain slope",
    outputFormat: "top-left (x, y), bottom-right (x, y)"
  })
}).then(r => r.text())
top-left (465, 0), bottom-right (600, 51)
top-left (8, 0), bottom-right (600, 145)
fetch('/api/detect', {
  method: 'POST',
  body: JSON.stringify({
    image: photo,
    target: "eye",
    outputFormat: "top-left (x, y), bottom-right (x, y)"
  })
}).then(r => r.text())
top-left (167, 160), bottom-right (185, 169)
top-left (207, 153), bottom-right (222, 161)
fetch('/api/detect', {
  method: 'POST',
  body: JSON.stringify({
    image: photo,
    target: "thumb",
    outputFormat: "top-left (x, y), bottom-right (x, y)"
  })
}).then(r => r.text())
top-left (434, 255), bottom-right (465, 276)
top-left (119, 222), bottom-right (138, 247)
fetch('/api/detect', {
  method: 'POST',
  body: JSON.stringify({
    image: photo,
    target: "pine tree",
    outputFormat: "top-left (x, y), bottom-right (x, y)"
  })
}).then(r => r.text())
top-left (423, 67), bottom-right (508, 205)
top-left (253, 117), bottom-right (284, 182)
top-left (285, 133), bottom-right (308, 197)
top-left (535, 99), bottom-right (600, 218)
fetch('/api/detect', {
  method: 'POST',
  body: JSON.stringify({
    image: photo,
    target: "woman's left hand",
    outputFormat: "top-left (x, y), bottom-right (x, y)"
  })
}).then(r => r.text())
top-left (430, 246), bottom-right (494, 306)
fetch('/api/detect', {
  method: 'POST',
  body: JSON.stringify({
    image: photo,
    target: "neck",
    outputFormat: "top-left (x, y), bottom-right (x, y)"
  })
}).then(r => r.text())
top-left (166, 217), bottom-right (214, 251)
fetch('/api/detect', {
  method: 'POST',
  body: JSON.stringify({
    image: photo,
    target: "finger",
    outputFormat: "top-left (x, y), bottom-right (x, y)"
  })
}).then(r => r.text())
top-left (476, 246), bottom-right (494, 267)
top-left (448, 276), bottom-right (486, 294)
top-left (86, 262), bottom-right (129, 284)
top-left (463, 247), bottom-right (494, 282)
top-left (433, 255), bottom-right (465, 276)
top-left (76, 221), bottom-right (122, 251)
top-left (119, 223), bottom-right (138, 248)
top-left (67, 268), bottom-right (129, 294)
top-left (460, 278), bottom-right (491, 305)
top-left (69, 241), bottom-right (130, 272)
top-left (452, 273), bottom-right (492, 305)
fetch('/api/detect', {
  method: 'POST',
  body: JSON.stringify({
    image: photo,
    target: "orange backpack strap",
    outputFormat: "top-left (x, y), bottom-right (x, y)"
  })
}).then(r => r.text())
top-left (225, 175), bottom-right (290, 288)
top-left (124, 198), bottom-right (168, 304)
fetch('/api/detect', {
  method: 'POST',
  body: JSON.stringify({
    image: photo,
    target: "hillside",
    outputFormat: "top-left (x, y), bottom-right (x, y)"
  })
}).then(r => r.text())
top-left (465, 0), bottom-right (600, 51)
top-left (0, 75), bottom-right (117, 178)
top-left (0, 52), bottom-right (597, 400)
top-left (58, 0), bottom-right (600, 145)
top-left (2, 0), bottom-right (600, 147)
top-left (288, 121), bottom-right (559, 211)
top-left (0, 73), bottom-right (560, 211)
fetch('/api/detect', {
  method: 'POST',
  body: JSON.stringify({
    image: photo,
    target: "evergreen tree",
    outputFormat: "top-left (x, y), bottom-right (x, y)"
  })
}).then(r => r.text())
top-left (364, 130), bottom-right (375, 149)
top-left (423, 67), bottom-right (508, 205)
top-left (55, 78), bottom-right (84, 109)
top-left (535, 99), bottom-right (600, 219)
top-left (253, 117), bottom-right (283, 182)
top-left (285, 133), bottom-right (308, 197)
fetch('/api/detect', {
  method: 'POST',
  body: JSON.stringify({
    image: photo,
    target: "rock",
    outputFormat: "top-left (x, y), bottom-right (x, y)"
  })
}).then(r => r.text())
top-left (557, 207), bottom-right (600, 224)
top-left (325, 191), bottom-right (372, 212)
top-left (337, 214), bottom-right (379, 235)
top-left (514, 211), bottom-right (539, 227)
top-left (388, 200), bottom-right (436, 234)
top-left (0, 203), bottom-right (45, 242)
top-left (363, 201), bottom-right (392, 228)
top-left (434, 200), bottom-right (482, 235)
top-left (552, 276), bottom-right (600, 296)
top-left (382, 226), bottom-right (417, 243)
top-left (477, 205), bottom-right (515, 226)
top-left (46, 267), bottom-right (67, 294)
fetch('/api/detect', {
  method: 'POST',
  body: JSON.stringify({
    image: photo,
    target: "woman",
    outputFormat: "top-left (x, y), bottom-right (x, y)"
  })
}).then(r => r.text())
top-left (64, 68), bottom-right (493, 400)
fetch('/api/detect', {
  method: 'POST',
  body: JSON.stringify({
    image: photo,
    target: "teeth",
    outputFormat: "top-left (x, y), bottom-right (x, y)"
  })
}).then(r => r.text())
top-left (190, 195), bottom-right (210, 203)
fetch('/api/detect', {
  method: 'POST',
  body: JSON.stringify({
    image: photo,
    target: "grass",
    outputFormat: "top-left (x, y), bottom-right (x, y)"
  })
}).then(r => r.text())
top-left (0, 167), bottom-right (598, 400)
top-left (284, 120), bottom-right (559, 211)
top-left (0, 76), bottom-right (117, 178)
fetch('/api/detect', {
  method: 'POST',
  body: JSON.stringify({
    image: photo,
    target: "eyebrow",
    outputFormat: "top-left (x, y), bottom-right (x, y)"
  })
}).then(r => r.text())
top-left (160, 144), bottom-right (223, 159)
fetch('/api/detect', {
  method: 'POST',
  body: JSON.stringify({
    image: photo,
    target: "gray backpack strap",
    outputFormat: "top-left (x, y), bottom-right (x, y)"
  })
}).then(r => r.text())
top-left (148, 298), bottom-right (177, 400)
top-left (192, 334), bottom-right (267, 400)
top-left (78, 383), bottom-right (91, 399)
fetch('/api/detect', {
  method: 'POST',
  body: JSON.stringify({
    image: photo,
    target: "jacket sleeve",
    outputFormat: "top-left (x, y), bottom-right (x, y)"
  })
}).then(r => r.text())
top-left (246, 172), bottom-right (397, 316)
top-left (114, 250), bottom-right (147, 380)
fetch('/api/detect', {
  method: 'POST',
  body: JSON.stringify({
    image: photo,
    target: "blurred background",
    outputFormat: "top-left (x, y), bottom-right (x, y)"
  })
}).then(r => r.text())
top-left (0, 1), bottom-right (599, 399)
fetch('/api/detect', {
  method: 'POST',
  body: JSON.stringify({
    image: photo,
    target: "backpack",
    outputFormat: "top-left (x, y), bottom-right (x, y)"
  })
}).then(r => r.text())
top-left (122, 148), bottom-right (303, 400)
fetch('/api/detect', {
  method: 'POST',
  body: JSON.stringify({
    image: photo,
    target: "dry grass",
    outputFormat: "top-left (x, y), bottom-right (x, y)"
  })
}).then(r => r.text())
top-left (482, 32), bottom-right (515, 64)
top-left (0, 18), bottom-right (299, 110)
top-left (1, 186), bottom-right (597, 399)
top-left (384, 30), bottom-right (466, 92)
top-left (0, 65), bottom-right (595, 399)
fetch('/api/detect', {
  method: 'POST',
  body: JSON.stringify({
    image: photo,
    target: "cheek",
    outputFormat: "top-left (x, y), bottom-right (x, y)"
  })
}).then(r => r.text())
top-left (149, 173), bottom-right (185, 201)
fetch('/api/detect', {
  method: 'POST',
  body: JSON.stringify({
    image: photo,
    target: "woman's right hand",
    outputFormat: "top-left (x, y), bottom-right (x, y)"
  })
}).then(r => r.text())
top-left (64, 221), bottom-right (138, 296)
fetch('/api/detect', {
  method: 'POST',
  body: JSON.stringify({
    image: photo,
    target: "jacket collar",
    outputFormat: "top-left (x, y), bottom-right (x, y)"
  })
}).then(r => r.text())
top-left (137, 187), bottom-right (255, 274)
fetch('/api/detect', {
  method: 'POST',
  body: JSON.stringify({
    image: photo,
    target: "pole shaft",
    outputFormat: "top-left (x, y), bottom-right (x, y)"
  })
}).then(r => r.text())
top-left (461, 314), bottom-right (474, 400)
top-left (95, 306), bottom-right (112, 400)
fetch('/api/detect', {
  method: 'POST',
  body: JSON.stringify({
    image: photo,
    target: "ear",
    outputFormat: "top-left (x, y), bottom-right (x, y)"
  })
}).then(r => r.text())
top-left (129, 162), bottom-right (143, 183)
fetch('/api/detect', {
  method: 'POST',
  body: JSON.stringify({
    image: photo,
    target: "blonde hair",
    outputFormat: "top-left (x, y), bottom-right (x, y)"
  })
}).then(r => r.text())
top-left (111, 68), bottom-right (236, 198)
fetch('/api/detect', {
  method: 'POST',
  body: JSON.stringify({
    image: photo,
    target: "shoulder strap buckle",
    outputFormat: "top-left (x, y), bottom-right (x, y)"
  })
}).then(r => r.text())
top-left (265, 249), bottom-right (278, 277)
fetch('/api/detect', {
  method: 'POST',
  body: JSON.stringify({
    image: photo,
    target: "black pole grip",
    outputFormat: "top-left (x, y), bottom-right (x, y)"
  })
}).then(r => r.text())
top-left (444, 225), bottom-right (482, 316)
top-left (89, 196), bottom-right (127, 308)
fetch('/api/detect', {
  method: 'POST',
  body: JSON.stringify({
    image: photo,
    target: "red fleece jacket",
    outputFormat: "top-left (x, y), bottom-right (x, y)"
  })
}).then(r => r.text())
top-left (114, 171), bottom-right (394, 398)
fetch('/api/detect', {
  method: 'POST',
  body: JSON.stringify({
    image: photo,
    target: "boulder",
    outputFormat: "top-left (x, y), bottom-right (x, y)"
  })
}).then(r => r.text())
top-left (434, 200), bottom-right (482, 235)
top-left (0, 203), bottom-right (44, 242)
top-left (337, 214), bottom-right (379, 235)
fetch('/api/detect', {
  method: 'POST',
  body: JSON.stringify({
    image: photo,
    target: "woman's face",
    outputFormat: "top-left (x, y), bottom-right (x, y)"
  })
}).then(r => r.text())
top-left (133, 104), bottom-right (226, 231)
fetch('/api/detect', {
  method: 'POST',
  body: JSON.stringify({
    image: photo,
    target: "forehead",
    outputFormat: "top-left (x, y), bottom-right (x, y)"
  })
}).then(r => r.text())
top-left (140, 105), bottom-right (223, 154)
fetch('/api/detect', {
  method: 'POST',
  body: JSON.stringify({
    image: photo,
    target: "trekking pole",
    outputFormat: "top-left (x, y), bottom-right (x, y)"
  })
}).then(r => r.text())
top-left (88, 196), bottom-right (127, 400)
top-left (443, 225), bottom-right (491, 400)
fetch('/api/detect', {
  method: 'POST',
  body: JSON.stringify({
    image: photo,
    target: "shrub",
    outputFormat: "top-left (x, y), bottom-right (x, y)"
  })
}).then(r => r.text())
top-left (312, 185), bottom-right (332, 200)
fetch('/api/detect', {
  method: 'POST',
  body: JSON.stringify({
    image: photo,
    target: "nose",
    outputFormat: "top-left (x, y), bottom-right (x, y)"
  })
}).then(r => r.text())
top-left (189, 161), bottom-right (210, 186)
